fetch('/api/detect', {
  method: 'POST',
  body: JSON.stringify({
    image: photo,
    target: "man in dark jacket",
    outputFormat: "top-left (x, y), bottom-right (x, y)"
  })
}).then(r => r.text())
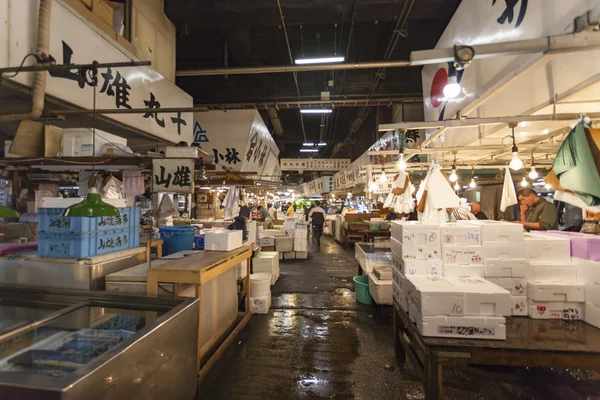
top-left (308, 201), bottom-right (326, 246)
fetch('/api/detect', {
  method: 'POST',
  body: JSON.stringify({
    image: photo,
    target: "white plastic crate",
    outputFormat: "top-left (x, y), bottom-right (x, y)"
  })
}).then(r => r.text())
top-left (528, 282), bottom-right (585, 303)
top-left (368, 272), bottom-right (392, 305)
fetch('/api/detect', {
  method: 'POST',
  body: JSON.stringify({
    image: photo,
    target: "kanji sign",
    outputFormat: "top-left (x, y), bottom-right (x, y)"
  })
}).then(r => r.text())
top-left (152, 159), bottom-right (195, 193)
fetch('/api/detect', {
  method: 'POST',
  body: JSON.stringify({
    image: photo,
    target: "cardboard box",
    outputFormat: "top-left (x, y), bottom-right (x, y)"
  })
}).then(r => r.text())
top-left (585, 302), bottom-right (600, 328)
top-left (442, 245), bottom-right (484, 266)
top-left (484, 259), bottom-right (527, 278)
top-left (528, 301), bottom-right (583, 320)
top-left (443, 265), bottom-right (485, 278)
top-left (393, 281), bottom-right (409, 312)
top-left (510, 296), bottom-right (528, 316)
top-left (259, 237), bottom-right (275, 247)
top-left (585, 283), bottom-right (600, 306)
top-left (528, 282), bottom-right (585, 302)
top-left (466, 220), bottom-right (524, 243)
top-left (204, 230), bottom-right (243, 251)
top-left (524, 233), bottom-right (571, 264)
top-left (486, 277), bottom-right (528, 296)
top-left (390, 221), bottom-right (440, 245)
top-left (283, 251), bottom-right (296, 260)
top-left (261, 245), bottom-right (275, 252)
top-left (404, 276), bottom-right (511, 317)
top-left (483, 242), bottom-right (526, 260)
top-left (92, 0), bottom-right (115, 26)
top-left (275, 236), bottom-right (293, 252)
top-left (295, 251), bottom-right (308, 259)
top-left (527, 262), bottom-right (577, 283)
top-left (409, 303), bottom-right (506, 340)
top-left (440, 223), bottom-right (481, 245)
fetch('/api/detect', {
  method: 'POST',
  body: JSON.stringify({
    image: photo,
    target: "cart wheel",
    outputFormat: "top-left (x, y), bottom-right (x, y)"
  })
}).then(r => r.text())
top-left (395, 327), bottom-right (406, 368)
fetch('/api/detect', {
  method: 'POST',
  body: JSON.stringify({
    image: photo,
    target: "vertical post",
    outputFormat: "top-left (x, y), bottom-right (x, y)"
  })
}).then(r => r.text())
top-left (366, 165), bottom-right (373, 202)
top-left (245, 251), bottom-right (251, 313)
top-left (196, 284), bottom-right (202, 371)
top-left (425, 352), bottom-right (442, 400)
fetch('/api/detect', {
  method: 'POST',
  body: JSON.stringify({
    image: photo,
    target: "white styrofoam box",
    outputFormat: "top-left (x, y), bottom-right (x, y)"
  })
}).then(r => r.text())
top-left (374, 265), bottom-right (392, 280)
top-left (295, 251), bottom-right (308, 259)
top-left (393, 281), bottom-right (409, 312)
top-left (575, 258), bottom-right (600, 284)
top-left (390, 237), bottom-right (402, 257)
top-left (404, 276), bottom-right (511, 317)
top-left (408, 303), bottom-right (506, 340)
top-left (250, 295), bottom-right (272, 314)
top-left (275, 236), bottom-right (294, 252)
top-left (466, 220), bottom-right (524, 243)
top-left (523, 233), bottom-right (571, 264)
top-left (294, 236), bottom-right (307, 252)
top-left (443, 265), bottom-right (485, 278)
top-left (585, 302), bottom-right (600, 329)
top-left (236, 262), bottom-right (248, 280)
top-left (62, 128), bottom-right (128, 157)
top-left (585, 283), bottom-right (600, 306)
top-left (391, 263), bottom-right (405, 292)
top-left (204, 230), bottom-right (243, 251)
top-left (283, 222), bottom-right (297, 230)
top-left (262, 229), bottom-right (285, 238)
top-left (401, 259), bottom-right (442, 277)
top-left (510, 296), bottom-right (528, 316)
top-left (279, 252), bottom-right (283, 260)
top-left (296, 222), bottom-right (309, 230)
top-left (440, 223), bottom-right (481, 245)
top-left (250, 273), bottom-right (272, 297)
top-left (528, 301), bottom-right (584, 320)
top-left (528, 282), bottom-right (585, 303)
top-left (390, 221), bottom-right (440, 245)
top-left (246, 220), bottom-right (257, 246)
top-left (284, 252), bottom-right (296, 260)
top-left (442, 245), bottom-right (484, 266)
top-left (284, 217), bottom-right (298, 223)
top-left (259, 237), bottom-right (275, 247)
top-left (253, 252), bottom-right (280, 285)
top-left (486, 277), bottom-right (528, 296)
top-left (368, 272), bottom-right (392, 305)
top-left (484, 259), bottom-right (527, 278)
top-left (527, 262), bottom-right (577, 283)
top-left (165, 146), bottom-right (200, 158)
top-left (400, 242), bottom-right (442, 261)
top-left (483, 242), bottom-right (526, 260)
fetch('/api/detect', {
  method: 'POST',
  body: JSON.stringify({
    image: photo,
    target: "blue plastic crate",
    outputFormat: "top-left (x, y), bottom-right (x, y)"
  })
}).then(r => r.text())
top-left (38, 207), bottom-right (140, 234)
top-left (37, 227), bottom-right (141, 258)
top-left (194, 234), bottom-right (205, 250)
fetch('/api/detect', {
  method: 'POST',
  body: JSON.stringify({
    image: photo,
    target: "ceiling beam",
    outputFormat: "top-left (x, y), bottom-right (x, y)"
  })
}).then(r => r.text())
top-left (196, 96), bottom-right (422, 110)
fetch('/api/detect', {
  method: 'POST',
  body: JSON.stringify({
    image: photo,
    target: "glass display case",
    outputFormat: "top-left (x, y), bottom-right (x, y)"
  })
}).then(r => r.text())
top-left (0, 286), bottom-right (198, 400)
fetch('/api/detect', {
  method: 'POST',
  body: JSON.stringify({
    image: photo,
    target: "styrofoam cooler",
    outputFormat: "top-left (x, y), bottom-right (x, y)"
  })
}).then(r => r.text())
top-left (523, 233), bottom-right (571, 264)
top-left (443, 264), bottom-right (485, 278)
top-left (393, 281), bottom-right (408, 312)
top-left (585, 282), bottom-right (600, 306)
top-left (253, 252), bottom-right (279, 285)
top-left (486, 277), bottom-right (528, 296)
top-left (466, 220), bottom-right (524, 243)
top-left (483, 242), bottom-right (526, 260)
top-left (399, 258), bottom-right (442, 277)
top-left (37, 227), bottom-right (140, 258)
top-left (484, 259), bottom-right (527, 278)
top-left (528, 301), bottom-right (584, 320)
top-left (510, 296), bottom-right (528, 316)
top-left (440, 223), bottom-right (481, 245)
top-left (250, 273), bottom-right (272, 297)
top-left (408, 303), bottom-right (507, 340)
top-left (585, 302), bottom-right (600, 328)
top-left (527, 262), bottom-right (577, 283)
top-left (275, 236), bottom-right (293, 252)
top-left (250, 295), bottom-right (272, 314)
top-left (575, 258), bottom-right (600, 284)
top-left (204, 230), bottom-right (243, 251)
top-left (390, 221), bottom-right (440, 245)
top-left (368, 272), bottom-right (392, 305)
top-left (528, 282), bottom-right (585, 303)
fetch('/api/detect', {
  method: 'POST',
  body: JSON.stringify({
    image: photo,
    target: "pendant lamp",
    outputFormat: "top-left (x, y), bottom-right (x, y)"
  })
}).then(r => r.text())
top-left (61, 70), bottom-right (120, 218)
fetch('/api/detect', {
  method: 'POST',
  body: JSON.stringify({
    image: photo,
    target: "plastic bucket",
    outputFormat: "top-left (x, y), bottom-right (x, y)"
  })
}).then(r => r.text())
top-left (160, 226), bottom-right (195, 256)
top-left (353, 275), bottom-right (373, 304)
top-left (250, 273), bottom-right (272, 297)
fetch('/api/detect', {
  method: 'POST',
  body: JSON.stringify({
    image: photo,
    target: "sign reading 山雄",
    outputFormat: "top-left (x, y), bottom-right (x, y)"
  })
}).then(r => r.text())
top-left (152, 159), bottom-right (195, 194)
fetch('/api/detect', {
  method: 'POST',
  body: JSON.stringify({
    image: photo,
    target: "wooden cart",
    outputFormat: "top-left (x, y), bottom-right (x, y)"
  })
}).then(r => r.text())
top-left (393, 300), bottom-right (600, 399)
top-left (146, 246), bottom-right (252, 381)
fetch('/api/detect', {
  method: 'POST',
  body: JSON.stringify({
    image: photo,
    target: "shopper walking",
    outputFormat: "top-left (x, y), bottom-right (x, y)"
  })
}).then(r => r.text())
top-left (309, 201), bottom-right (326, 246)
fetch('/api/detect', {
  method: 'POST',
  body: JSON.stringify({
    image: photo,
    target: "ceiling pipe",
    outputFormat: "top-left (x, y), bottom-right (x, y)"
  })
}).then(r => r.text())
top-left (0, 0), bottom-right (52, 121)
top-left (176, 60), bottom-right (411, 77)
top-left (266, 106), bottom-right (284, 136)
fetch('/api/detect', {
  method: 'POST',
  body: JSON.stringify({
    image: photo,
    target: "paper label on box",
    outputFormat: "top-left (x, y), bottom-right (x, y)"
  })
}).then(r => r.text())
top-left (438, 325), bottom-right (496, 337)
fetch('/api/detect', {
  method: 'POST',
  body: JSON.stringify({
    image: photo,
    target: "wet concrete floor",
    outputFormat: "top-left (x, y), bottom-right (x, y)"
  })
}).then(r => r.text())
top-left (197, 236), bottom-right (600, 399)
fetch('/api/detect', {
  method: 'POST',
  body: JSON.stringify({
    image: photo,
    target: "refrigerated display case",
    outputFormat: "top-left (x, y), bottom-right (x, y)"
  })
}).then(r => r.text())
top-left (0, 286), bottom-right (198, 400)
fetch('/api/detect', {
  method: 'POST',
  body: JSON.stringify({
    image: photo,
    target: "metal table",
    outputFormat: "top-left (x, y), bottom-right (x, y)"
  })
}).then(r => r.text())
top-left (393, 301), bottom-right (600, 400)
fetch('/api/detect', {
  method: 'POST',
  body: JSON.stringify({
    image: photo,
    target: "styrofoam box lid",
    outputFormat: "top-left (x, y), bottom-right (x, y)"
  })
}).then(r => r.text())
top-left (461, 220), bottom-right (524, 241)
top-left (528, 281), bottom-right (584, 300)
top-left (523, 233), bottom-right (570, 244)
top-left (485, 277), bottom-right (528, 296)
top-left (440, 223), bottom-right (482, 241)
top-left (41, 197), bottom-right (127, 208)
top-left (206, 230), bottom-right (242, 238)
top-left (405, 276), bottom-right (463, 295)
top-left (255, 251), bottom-right (278, 259)
top-left (483, 242), bottom-right (526, 259)
top-left (368, 272), bottom-right (392, 286)
top-left (410, 302), bottom-right (506, 324)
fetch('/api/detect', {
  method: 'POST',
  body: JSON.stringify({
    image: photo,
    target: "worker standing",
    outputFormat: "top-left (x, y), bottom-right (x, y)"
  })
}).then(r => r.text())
top-left (470, 202), bottom-right (488, 220)
top-left (268, 203), bottom-right (278, 220)
top-left (257, 205), bottom-right (273, 229)
top-left (309, 201), bottom-right (326, 246)
top-left (516, 188), bottom-right (558, 231)
top-left (286, 202), bottom-right (295, 217)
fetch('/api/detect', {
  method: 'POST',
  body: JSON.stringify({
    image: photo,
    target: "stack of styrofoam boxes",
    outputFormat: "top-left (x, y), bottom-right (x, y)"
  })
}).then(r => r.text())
top-left (275, 235), bottom-right (294, 260)
top-left (390, 221), bottom-right (442, 314)
top-left (294, 222), bottom-right (309, 259)
top-left (440, 223), bottom-right (484, 278)
top-left (253, 251), bottom-right (280, 285)
top-left (569, 233), bottom-right (600, 327)
top-left (368, 265), bottom-right (393, 305)
top-left (523, 232), bottom-right (584, 320)
top-left (405, 275), bottom-right (511, 339)
top-left (466, 221), bottom-right (529, 317)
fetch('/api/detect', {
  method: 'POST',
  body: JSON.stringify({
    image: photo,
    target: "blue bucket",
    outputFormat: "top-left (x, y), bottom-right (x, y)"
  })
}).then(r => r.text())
top-left (160, 226), bottom-right (196, 256)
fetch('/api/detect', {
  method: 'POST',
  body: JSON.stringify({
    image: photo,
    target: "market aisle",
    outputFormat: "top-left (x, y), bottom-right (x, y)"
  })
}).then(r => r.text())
top-left (196, 236), bottom-right (600, 400)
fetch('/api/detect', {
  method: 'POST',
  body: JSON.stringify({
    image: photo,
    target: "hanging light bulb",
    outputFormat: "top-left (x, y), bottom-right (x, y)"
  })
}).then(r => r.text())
top-left (449, 168), bottom-right (458, 182)
top-left (379, 168), bottom-right (388, 183)
top-left (370, 181), bottom-right (378, 192)
top-left (509, 123), bottom-right (523, 171)
top-left (545, 183), bottom-right (552, 190)
top-left (528, 155), bottom-right (538, 180)
top-left (396, 153), bottom-right (407, 171)
top-left (453, 182), bottom-right (460, 191)
top-left (521, 177), bottom-right (528, 187)
top-left (443, 65), bottom-right (461, 99)
top-left (469, 178), bottom-right (476, 189)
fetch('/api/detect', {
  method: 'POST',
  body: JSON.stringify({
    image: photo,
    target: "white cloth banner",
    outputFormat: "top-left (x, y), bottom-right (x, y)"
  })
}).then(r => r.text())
top-left (500, 168), bottom-right (518, 212)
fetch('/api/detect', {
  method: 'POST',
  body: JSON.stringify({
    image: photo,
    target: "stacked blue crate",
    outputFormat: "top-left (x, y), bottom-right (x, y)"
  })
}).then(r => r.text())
top-left (37, 207), bottom-right (141, 258)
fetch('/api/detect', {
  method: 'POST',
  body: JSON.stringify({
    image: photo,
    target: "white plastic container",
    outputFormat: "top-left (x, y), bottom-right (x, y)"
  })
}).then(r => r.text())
top-left (368, 272), bottom-right (392, 305)
top-left (62, 128), bottom-right (127, 157)
top-left (250, 273), bottom-right (272, 297)
top-left (390, 221), bottom-right (440, 245)
top-left (585, 302), bottom-right (600, 328)
top-left (409, 303), bottom-right (506, 340)
top-left (523, 233), bottom-right (571, 264)
top-left (443, 264), bottom-right (485, 278)
top-left (527, 262), bottom-right (577, 283)
top-left (442, 245), bottom-right (484, 265)
top-left (204, 230), bottom-right (243, 251)
top-left (510, 296), bottom-right (528, 316)
top-left (294, 236), bottom-right (307, 252)
top-left (484, 259), bottom-right (527, 278)
top-left (485, 277), bottom-right (528, 296)
top-left (275, 236), bottom-right (293, 252)
top-left (401, 259), bottom-right (442, 277)
top-left (250, 294), bottom-right (272, 314)
top-left (528, 301), bottom-right (583, 320)
top-left (483, 242), bottom-right (526, 260)
top-left (440, 223), bottom-right (481, 245)
top-left (528, 282), bottom-right (585, 303)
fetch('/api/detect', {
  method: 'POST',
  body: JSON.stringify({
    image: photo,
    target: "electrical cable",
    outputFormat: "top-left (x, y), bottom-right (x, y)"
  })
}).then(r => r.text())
top-left (1, 53), bottom-right (39, 79)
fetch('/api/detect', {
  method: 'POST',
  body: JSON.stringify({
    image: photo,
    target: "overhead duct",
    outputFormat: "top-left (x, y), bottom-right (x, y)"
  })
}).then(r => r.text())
top-left (266, 106), bottom-right (284, 136)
